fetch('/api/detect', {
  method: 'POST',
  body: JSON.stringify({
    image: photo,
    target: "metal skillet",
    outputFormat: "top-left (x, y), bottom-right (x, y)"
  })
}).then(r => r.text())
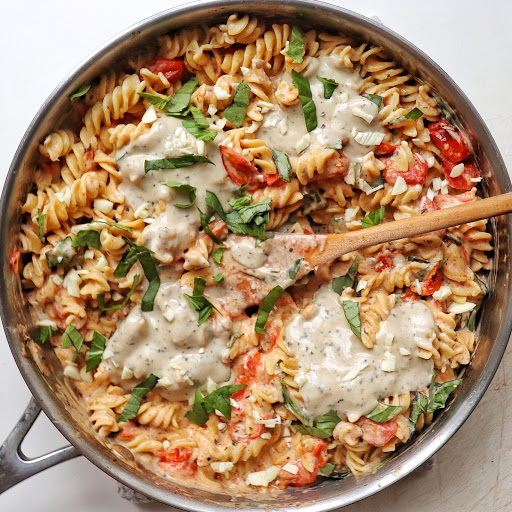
top-left (0, 1), bottom-right (511, 510)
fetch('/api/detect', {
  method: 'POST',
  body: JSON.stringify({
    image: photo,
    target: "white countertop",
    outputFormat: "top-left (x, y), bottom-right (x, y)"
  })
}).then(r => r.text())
top-left (1, 1), bottom-right (511, 511)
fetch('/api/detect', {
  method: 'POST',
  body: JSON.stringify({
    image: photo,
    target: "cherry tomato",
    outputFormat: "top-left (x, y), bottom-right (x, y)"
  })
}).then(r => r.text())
top-left (279, 441), bottom-right (329, 487)
top-left (219, 146), bottom-right (262, 189)
top-left (119, 422), bottom-right (138, 438)
top-left (434, 190), bottom-right (475, 209)
top-left (227, 410), bottom-right (265, 443)
top-left (357, 417), bottom-right (397, 447)
top-left (442, 159), bottom-right (480, 191)
top-left (263, 173), bottom-right (282, 186)
top-left (143, 57), bottom-right (186, 83)
top-left (382, 153), bottom-right (428, 186)
top-left (401, 290), bottom-right (419, 302)
top-left (421, 262), bottom-right (442, 296)
top-left (375, 251), bottom-right (395, 271)
top-left (428, 120), bottom-right (470, 163)
top-left (375, 142), bottom-right (398, 155)
top-left (154, 447), bottom-right (192, 463)
top-left (10, 247), bottom-right (20, 273)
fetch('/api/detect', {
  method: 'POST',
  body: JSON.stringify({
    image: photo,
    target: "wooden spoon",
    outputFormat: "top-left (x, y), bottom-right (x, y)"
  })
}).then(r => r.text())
top-left (275, 191), bottom-right (512, 268)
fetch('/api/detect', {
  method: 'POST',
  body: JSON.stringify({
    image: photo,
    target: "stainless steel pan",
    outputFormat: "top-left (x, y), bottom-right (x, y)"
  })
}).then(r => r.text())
top-left (1, 1), bottom-right (511, 510)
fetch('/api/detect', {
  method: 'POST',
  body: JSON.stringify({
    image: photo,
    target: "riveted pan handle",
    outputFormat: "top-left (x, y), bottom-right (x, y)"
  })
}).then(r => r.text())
top-left (0, 397), bottom-right (80, 494)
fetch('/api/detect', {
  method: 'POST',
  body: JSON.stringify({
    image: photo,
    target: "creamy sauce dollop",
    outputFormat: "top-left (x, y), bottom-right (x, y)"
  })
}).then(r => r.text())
top-left (285, 286), bottom-right (435, 421)
top-left (258, 56), bottom-right (384, 163)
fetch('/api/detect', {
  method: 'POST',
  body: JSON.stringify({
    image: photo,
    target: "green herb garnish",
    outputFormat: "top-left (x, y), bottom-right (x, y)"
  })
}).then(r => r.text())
top-left (214, 273), bottom-right (224, 284)
top-left (228, 195), bottom-right (253, 210)
top-left (199, 209), bottom-right (223, 245)
top-left (118, 374), bottom-right (159, 423)
top-left (392, 107), bottom-right (424, 124)
top-left (281, 381), bottom-right (312, 426)
top-left (361, 206), bottom-right (385, 228)
top-left (292, 409), bottom-right (341, 439)
top-left (332, 256), bottom-right (359, 294)
top-left (37, 325), bottom-right (57, 344)
top-left (182, 106), bottom-right (217, 141)
top-left (138, 92), bottom-right (172, 110)
top-left (206, 190), bottom-right (228, 221)
top-left (61, 325), bottom-right (83, 354)
top-left (167, 77), bottom-right (199, 115)
top-left (45, 237), bottom-right (82, 269)
top-left (69, 84), bottom-right (91, 101)
top-left (223, 81), bottom-right (250, 128)
top-left (366, 403), bottom-right (404, 423)
top-left (292, 70), bottom-right (317, 132)
top-left (161, 180), bottom-right (197, 208)
top-left (317, 76), bottom-right (339, 99)
top-left (213, 247), bottom-right (225, 265)
top-left (144, 155), bottom-right (213, 173)
top-left (286, 26), bottom-right (305, 63)
top-left (342, 300), bottom-right (362, 340)
top-left (86, 331), bottom-right (107, 372)
top-left (319, 463), bottom-right (350, 479)
top-left (288, 258), bottom-right (303, 280)
top-left (255, 286), bottom-right (284, 334)
top-left (362, 93), bottom-right (383, 108)
top-left (98, 274), bottom-right (140, 311)
top-left (184, 277), bottom-right (220, 325)
top-left (72, 230), bottom-right (101, 249)
top-left (271, 149), bottom-right (292, 182)
top-left (37, 209), bottom-right (46, 243)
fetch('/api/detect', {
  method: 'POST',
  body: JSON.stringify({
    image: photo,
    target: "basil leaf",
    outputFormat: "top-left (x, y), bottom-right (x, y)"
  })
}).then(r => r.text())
top-left (301, 189), bottom-right (325, 215)
top-left (292, 70), bottom-right (317, 132)
top-left (182, 106), bottom-right (217, 141)
top-left (317, 76), bottom-right (338, 99)
top-left (281, 381), bottom-right (313, 426)
top-left (366, 403), bottom-right (404, 423)
top-left (117, 374), bottom-right (159, 422)
top-left (86, 331), bottom-right (107, 372)
top-left (69, 84), bottom-right (90, 101)
top-left (392, 107), bottom-right (424, 124)
top-left (292, 409), bottom-right (341, 439)
top-left (426, 379), bottom-right (462, 414)
top-left (474, 274), bottom-right (488, 295)
top-left (37, 209), bottom-right (46, 243)
top-left (214, 273), bottom-right (224, 284)
top-left (184, 277), bottom-right (220, 325)
top-left (408, 256), bottom-right (430, 264)
top-left (72, 229), bottom-right (101, 249)
top-left (98, 274), bottom-right (140, 311)
top-left (467, 307), bottom-right (478, 332)
top-left (319, 463), bottom-right (350, 479)
top-left (446, 233), bottom-right (461, 246)
top-left (46, 237), bottom-right (82, 269)
top-left (213, 247), bottom-right (225, 265)
top-left (361, 206), bottom-right (385, 228)
top-left (288, 258), bottom-right (303, 280)
top-left (37, 325), bottom-right (56, 344)
top-left (362, 93), bottom-right (383, 108)
top-left (138, 92), bottom-right (172, 110)
top-left (271, 149), bottom-right (292, 182)
top-left (199, 208), bottom-right (223, 244)
top-left (332, 256), bottom-right (359, 294)
top-left (161, 180), bottom-right (197, 208)
top-left (255, 285), bottom-right (284, 334)
top-left (145, 155), bottom-right (213, 173)
top-left (206, 190), bottom-right (227, 221)
top-left (409, 391), bottom-right (429, 432)
top-left (167, 77), bottom-right (198, 115)
top-left (342, 300), bottom-right (362, 340)
top-left (228, 195), bottom-right (253, 210)
top-left (286, 25), bottom-right (305, 63)
top-left (185, 384), bottom-right (247, 425)
top-left (225, 208), bottom-right (269, 241)
top-left (223, 81), bottom-right (250, 128)
top-left (61, 325), bottom-right (83, 353)
top-left (237, 198), bottom-right (271, 224)
top-left (292, 423), bottom-right (333, 439)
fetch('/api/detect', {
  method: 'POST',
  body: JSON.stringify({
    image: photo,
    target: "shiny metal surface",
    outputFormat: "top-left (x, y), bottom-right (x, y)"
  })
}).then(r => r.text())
top-left (0, 0), bottom-right (510, 510)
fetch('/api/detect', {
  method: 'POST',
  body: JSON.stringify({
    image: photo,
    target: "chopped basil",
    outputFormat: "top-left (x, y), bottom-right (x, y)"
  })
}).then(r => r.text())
top-left (237, 198), bottom-right (272, 224)
top-left (319, 463), bottom-right (350, 479)
top-left (144, 155), bottom-right (213, 173)
top-left (362, 93), bottom-right (383, 108)
top-left (167, 77), bottom-right (198, 115)
top-left (271, 149), bottom-right (292, 182)
top-left (225, 204), bottom-right (270, 241)
top-left (82, 220), bottom-right (133, 234)
top-left (214, 273), bottom-right (224, 284)
top-left (366, 403), bottom-right (404, 423)
top-left (37, 325), bottom-right (56, 344)
top-left (395, 293), bottom-right (403, 303)
top-left (117, 374), bottom-right (159, 423)
top-left (114, 238), bottom-right (160, 312)
top-left (138, 91), bottom-right (172, 110)
top-left (255, 285), bottom-right (284, 334)
top-left (409, 390), bottom-right (429, 432)
top-left (46, 237), bottom-right (82, 269)
top-left (61, 325), bottom-right (83, 355)
top-left (317, 76), bottom-right (339, 99)
top-left (213, 246), bottom-right (225, 265)
top-left (332, 256), bottom-right (359, 294)
top-left (392, 107), bottom-right (424, 124)
top-left (185, 384), bottom-right (247, 425)
top-left (445, 233), bottom-right (461, 246)
top-left (184, 277), bottom-right (220, 325)
top-left (69, 84), bottom-right (91, 101)
top-left (286, 25), bottom-right (305, 63)
top-left (281, 381), bottom-right (312, 426)
top-left (408, 256), bottom-right (430, 264)
top-left (292, 409), bottom-right (341, 439)
top-left (292, 70), bottom-right (317, 132)
top-left (467, 307), bottom-right (478, 332)
top-left (98, 274), bottom-right (140, 311)
top-left (361, 206), bottom-right (385, 228)
top-left (161, 180), bottom-right (197, 208)
top-left (300, 189), bottom-right (325, 215)
top-left (199, 208), bottom-right (223, 244)
top-left (37, 209), bottom-right (46, 243)
top-left (86, 331), bottom-right (107, 372)
top-left (182, 106), bottom-right (217, 141)
top-left (474, 274), bottom-right (488, 295)
top-left (72, 229), bottom-right (101, 249)
top-left (342, 300), bottom-right (362, 340)
top-left (206, 190), bottom-right (228, 221)
top-left (223, 81), bottom-right (250, 128)
top-left (228, 194), bottom-right (253, 210)
top-left (288, 258), bottom-right (303, 280)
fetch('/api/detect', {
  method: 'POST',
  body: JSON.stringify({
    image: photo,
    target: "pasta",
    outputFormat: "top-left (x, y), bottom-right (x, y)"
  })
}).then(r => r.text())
top-left (16, 14), bottom-right (491, 494)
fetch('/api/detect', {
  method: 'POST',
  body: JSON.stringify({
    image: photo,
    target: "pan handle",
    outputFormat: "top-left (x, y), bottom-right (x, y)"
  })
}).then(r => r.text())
top-left (0, 396), bottom-right (80, 494)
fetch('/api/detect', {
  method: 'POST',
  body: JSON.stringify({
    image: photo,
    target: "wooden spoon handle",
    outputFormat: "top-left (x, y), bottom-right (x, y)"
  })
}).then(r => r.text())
top-left (305, 191), bottom-right (512, 268)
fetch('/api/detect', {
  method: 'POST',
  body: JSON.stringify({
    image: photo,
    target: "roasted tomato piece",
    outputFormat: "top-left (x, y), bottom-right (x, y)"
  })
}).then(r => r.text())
top-left (10, 247), bottom-right (21, 273)
top-left (375, 142), bottom-right (398, 155)
top-left (143, 57), bottom-right (186, 83)
top-left (401, 290), bottom-right (419, 302)
top-left (154, 447), bottom-right (193, 463)
top-left (421, 262), bottom-right (442, 296)
top-left (219, 146), bottom-right (262, 189)
top-left (428, 119), bottom-right (470, 163)
top-left (442, 159), bottom-right (480, 191)
top-left (357, 417), bottom-right (397, 447)
top-left (382, 153), bottom-right (428, 186)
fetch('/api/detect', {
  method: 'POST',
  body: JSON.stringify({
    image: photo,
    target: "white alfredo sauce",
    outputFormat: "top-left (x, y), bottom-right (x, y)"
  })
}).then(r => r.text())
top-left (101, 271), bottom-right (231, 400)
top-left (117, 116), bottom-right (237, 263)
top-left (285, 286), bottom-right (435, 421)
top-left (258, 55), bottom-right (384, 163)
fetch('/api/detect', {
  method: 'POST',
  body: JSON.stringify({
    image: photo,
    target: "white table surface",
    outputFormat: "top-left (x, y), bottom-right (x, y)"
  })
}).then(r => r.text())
top-left (1, 1), bottom-right (511, 511)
